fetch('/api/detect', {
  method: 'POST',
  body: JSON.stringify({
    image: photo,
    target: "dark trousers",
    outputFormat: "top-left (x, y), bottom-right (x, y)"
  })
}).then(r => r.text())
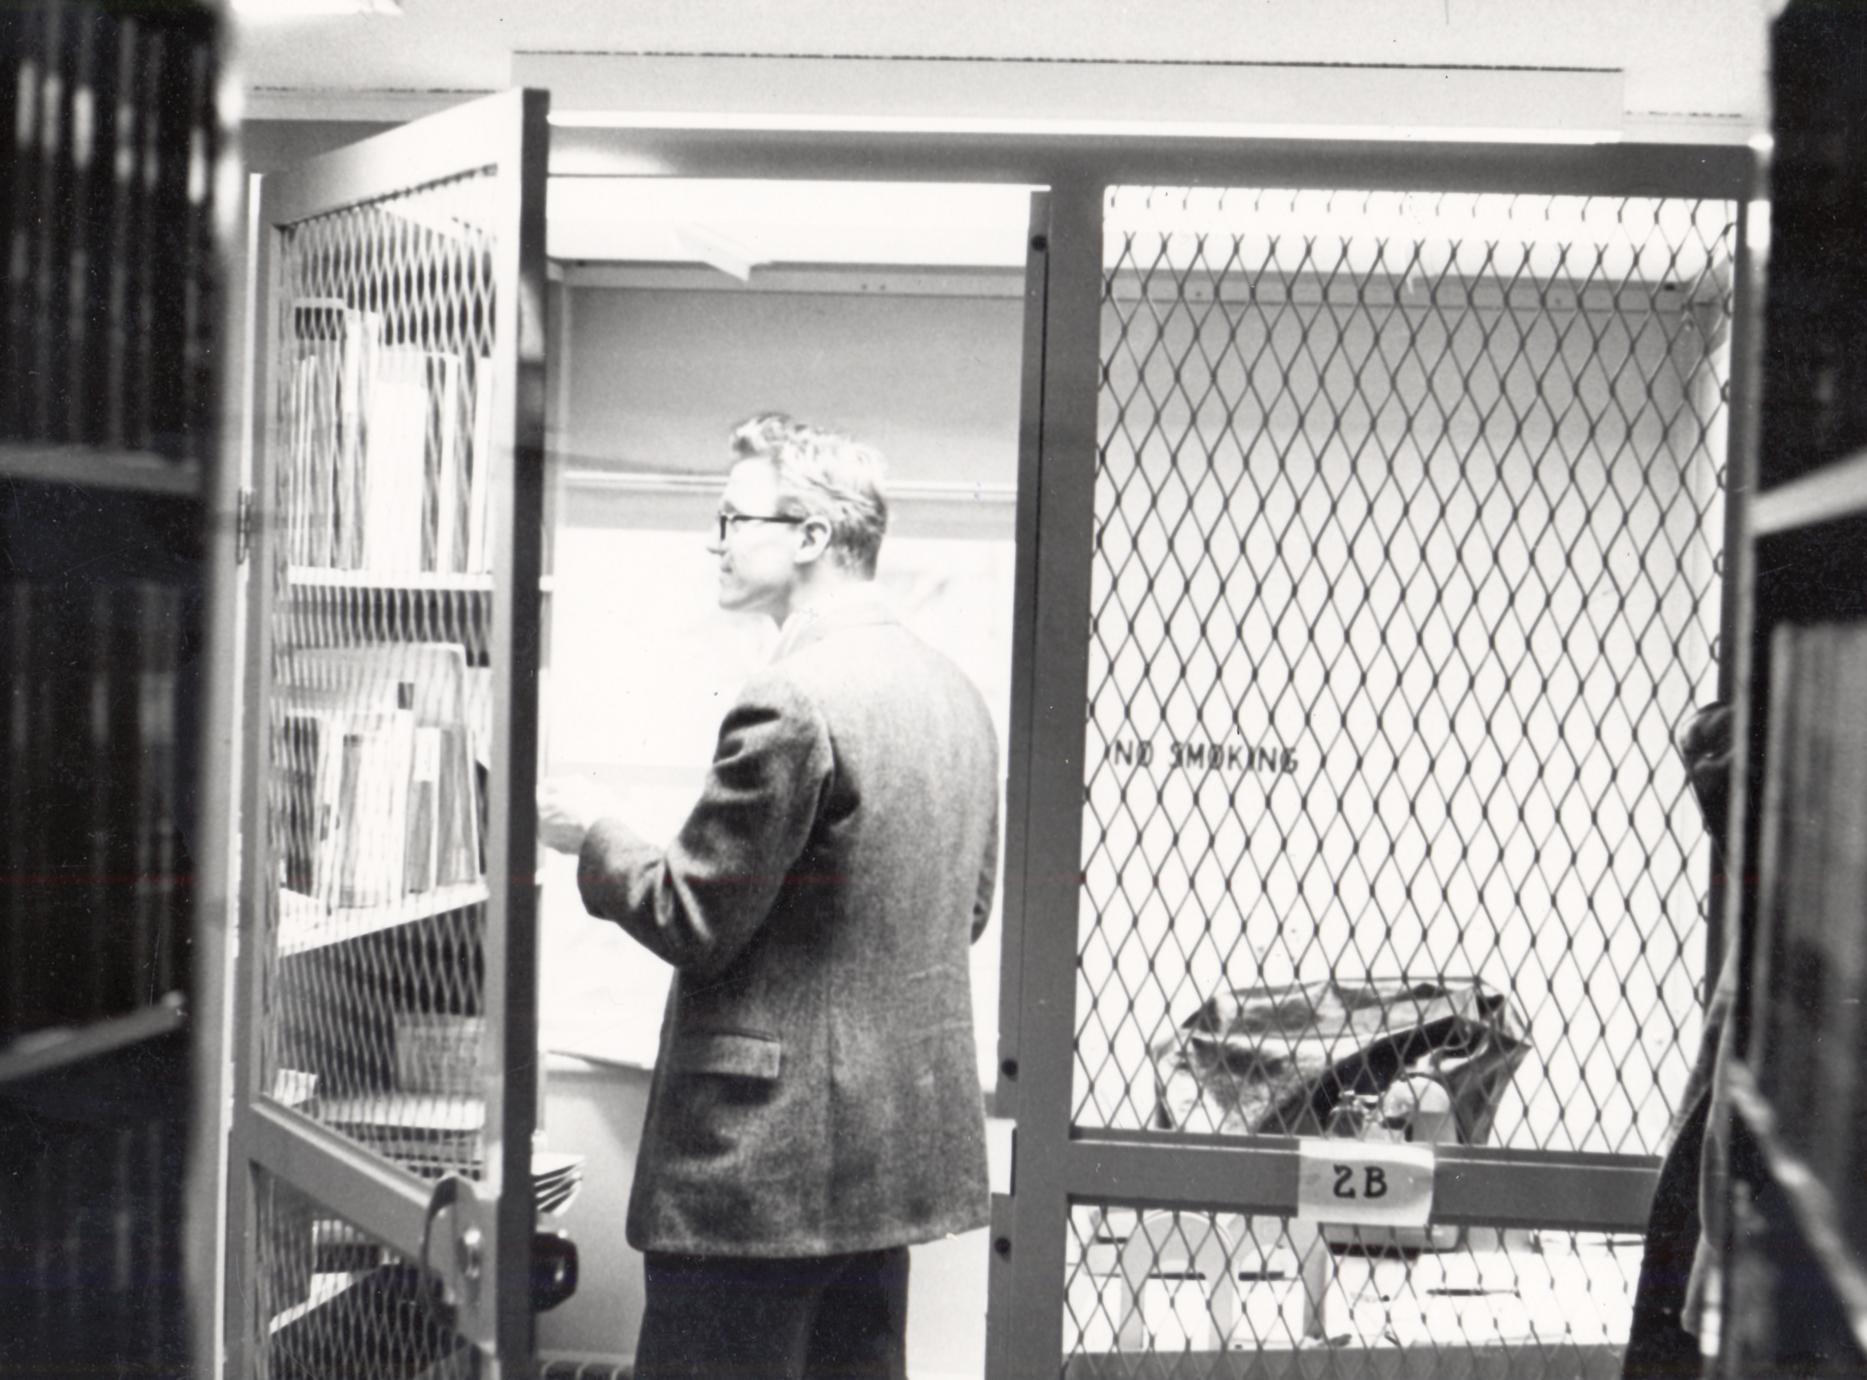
top-left (1621, 1087), bottom-right (1711, 1378)
top-left (633, 1246), bottom-right (910, 1380)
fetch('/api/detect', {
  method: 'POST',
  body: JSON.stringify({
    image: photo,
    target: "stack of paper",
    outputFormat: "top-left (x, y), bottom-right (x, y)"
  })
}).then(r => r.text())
top-left (533, 1150), bottom-right (585, 1218)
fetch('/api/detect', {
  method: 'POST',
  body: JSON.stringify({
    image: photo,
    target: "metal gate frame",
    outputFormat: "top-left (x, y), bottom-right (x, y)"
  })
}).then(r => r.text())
top-left (223, 90), bottom-right (551, 1378)
top-left (548, 128), bottom-right (1760, 1377)
top-left (998, 149), bottom-right (1758, 1377)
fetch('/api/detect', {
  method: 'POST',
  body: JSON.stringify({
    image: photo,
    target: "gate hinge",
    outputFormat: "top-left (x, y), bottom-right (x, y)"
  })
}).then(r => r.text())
top-left (235, 488), bottom-right (255, 565)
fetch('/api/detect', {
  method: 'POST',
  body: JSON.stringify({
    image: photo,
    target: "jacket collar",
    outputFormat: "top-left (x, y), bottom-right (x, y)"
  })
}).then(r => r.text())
top-left (772, 588), bottom-right (896, 661)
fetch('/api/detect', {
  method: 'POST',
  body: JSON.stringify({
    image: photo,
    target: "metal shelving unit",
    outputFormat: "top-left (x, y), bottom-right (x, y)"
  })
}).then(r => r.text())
top-left (0, 3), bottom-right (232, 1373)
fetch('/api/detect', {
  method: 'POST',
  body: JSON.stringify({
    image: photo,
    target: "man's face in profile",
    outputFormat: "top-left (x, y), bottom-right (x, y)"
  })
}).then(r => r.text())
top-left (712, 458), bottom-right (804, 620)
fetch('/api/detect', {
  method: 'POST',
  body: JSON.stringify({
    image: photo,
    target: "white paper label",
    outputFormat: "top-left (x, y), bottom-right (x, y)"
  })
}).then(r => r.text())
top-left (1295, 1138), bottom-right (1436, 1228)
top-left (986, 1117), bottom-right (1016, 1196)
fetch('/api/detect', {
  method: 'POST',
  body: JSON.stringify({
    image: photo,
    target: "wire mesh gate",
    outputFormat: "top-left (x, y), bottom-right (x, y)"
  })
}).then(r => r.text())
top-left (989, 156), bottom-right (1750, 1380)
top-left (226, 92), bottom-right (549, 1380)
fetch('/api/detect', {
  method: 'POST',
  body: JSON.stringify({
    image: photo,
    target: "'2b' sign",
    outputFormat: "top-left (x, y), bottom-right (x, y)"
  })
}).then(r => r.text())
top-left (1295, 1140), bottom-right (1437, 1228)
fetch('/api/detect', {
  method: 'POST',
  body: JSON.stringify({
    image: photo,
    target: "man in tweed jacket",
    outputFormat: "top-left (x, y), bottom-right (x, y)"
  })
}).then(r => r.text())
top-left (539, 415), bottom-right (1000, 1379)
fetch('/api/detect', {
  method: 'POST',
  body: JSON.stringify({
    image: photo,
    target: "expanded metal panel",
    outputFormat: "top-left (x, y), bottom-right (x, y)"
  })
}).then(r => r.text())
top-left (254, 1167), bottom-right (474, 1379)
top-left (1062, 1205), bottom-right (1636, 1379)
top-left (1078, 187), bottom-right (1735, 1157)
top-left (256, 169), bottom-right (502, 1184)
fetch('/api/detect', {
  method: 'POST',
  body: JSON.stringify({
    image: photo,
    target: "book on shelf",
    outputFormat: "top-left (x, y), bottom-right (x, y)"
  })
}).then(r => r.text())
top-left (274, 643), bottom-right (483, 922)
top-left (0, 7), bottom-right (40, 440)
top-left (282, 301), bottom-right (487, 576)
top-left (465, 354), bottom-right (494, 573)
top-left (28, 2), bottom-right (74, 445)
top-left (288, 298), bottom-right (379, 570)
top-left (0, 577), bottom-right (188, 1043)
top-left (404, 726), bottom-right (441, 895)
top-left (1, 581), bottom-right (36, 1030)
top-left (1752, 619), bottom-right (1867, 1228)
top-left (331, 699), bottom-right (417, 910)
top-left (0, 4), bottom-right (214, 459)
top-left (134, 583), bottom-right (187, 1005)
top-left (425, 351), bottom-right (467, 573)
top-left (177, 25), bottom-right (218, 466)
top-left (359, 345), bottom-right (428, 572)
top-left (60, 2), bottom-right (103, 447)
top-left (321, 1092), bottom-right (486, 1171)
top-left (100, 10), bottom-right (139, 451)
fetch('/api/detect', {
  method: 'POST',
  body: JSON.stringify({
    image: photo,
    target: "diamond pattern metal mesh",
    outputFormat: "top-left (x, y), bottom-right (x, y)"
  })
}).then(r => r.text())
top-left (1077, 187), bottom-right (1735, 1156)
top-left (1063, 1205), bottom-right (1638, 1379)
top-left (256, 169), bottom-right (502, 1184)
top-left (253, 1167), bottom-right (475, 1380)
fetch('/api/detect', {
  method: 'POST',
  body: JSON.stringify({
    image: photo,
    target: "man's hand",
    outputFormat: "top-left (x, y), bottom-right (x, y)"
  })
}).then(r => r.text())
top-left (537, 775), bottom-right (623, 855)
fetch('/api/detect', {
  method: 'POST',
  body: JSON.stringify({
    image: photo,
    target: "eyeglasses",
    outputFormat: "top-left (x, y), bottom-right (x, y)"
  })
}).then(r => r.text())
top-left (716, 511), bottom-right (807, 543)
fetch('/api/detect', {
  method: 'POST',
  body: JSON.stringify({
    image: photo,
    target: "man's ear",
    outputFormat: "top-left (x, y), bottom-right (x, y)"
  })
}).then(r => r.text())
top-left (794, 516), bottom-right (835, 567)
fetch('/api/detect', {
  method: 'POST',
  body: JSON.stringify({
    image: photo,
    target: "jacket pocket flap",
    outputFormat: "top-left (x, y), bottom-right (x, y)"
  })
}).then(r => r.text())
top-left (674, 1031), bottom-right (782, 1080)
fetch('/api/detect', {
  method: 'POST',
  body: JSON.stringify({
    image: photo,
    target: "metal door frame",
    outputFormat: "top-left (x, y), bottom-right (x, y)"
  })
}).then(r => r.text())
top-left (223, 88), bottom-right (550, 1377)
top-left (552, 128), bottom-right (1759, 1376)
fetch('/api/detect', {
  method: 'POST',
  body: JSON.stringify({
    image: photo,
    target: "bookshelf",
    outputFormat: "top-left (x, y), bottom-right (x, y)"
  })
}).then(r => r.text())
top-left (0, 5), bottom-right (229, 1375)
top-left (1713, 2), bottom-right (1867, 1374)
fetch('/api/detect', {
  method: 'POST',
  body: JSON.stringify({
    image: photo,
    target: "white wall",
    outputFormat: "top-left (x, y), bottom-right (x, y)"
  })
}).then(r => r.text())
top-left (557, 285), bottom-right (1024, 488)
top-left (535, 275), bottom-right (1021, 1373)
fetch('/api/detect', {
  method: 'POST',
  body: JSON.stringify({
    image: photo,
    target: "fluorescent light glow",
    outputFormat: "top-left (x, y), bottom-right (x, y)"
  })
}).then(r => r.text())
top-left (545, 110), bottom-right (1622, 146)
top-left (545, 179), bottom-right (1040, 269)
top-left (233, 0), bottom-right (401, 16)
top-left (542, 177), bottom-right (1725, 285)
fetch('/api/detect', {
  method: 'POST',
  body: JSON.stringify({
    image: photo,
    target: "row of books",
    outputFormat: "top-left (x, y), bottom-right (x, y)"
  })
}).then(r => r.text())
top-left (0, 577), bottom-right (191, 1042)
top-left (274, 642), bottom-right (488, 918)
top-left (0, 1077), bottom-right (190, 1372)
top-left (1752, 618), bottom-right (1867, 1231)
top-left (283, 299), bottom-right (497, 575)
top-left (0, 0), bottom-right (220, 460)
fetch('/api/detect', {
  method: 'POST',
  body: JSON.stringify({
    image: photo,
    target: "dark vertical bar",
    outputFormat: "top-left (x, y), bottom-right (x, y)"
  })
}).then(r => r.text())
top-left (985, 189), bottom-right (1051, 1380)
top-left (126, 24), bottom-right (164, 453)
top-left (19, 580), bottom-right (67, 1030)
top-left (181, 28), bottom-right (237, 1356)
top-left (488, 86), bottom-right (551, 1371)
top-left (28, 0), bottom-right (69, 442)
top-left (102, 11), bottom-right (141, 451)
top-left (148, 579), bottom-right (183, 1001)
top-left (180, 26), bottom-right (215, 464)
top-left (81, 580), bottom-right (119, 1020)
top-left (0, 580), bottom-right (29, 1032)
top-left (1710, 170), bottom-right (1765, 1005)
top-left (225, 177), bottom-right (289, 1380)
top-left (12, 3), bottom-right (50, 439)
top-left (74, 2), bottom-right (119, 448)
top-left (996, 175), bottom-right (1105, 1380)
top-left (146, 19), bottom-right (188, 460)
top-left (0, 4), bottom-right (26, 441)
top-left (61, 0), bottom-right (101, 444)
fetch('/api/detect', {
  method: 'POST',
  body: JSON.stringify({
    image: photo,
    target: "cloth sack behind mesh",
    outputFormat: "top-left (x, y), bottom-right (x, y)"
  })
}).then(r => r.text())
top-left (1151, 976), bottom-right (1530, 1142)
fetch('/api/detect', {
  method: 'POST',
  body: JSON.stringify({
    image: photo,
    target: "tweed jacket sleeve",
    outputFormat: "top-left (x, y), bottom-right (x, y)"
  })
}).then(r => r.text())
top-left (972, 799), bottom-right (999, 944)
top-left (576, 670), bottom-right (834, 979)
